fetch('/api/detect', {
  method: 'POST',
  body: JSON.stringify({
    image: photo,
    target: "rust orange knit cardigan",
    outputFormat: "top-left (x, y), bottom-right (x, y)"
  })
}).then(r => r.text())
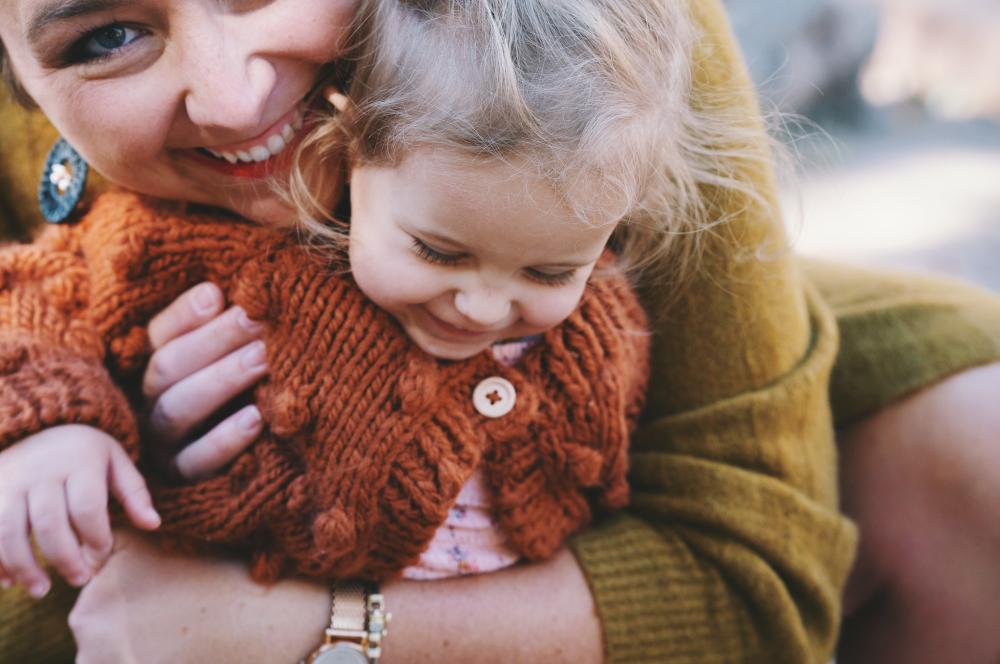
top-left (0, 191), bottom-right (650, 581)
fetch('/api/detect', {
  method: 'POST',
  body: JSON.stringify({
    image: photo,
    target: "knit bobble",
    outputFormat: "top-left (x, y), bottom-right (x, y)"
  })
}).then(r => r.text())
top-left (313, 505), bottom-right (355, 557)
top-left (268, 386), bottom-right (314, 437)
top-left (562, 443), bottom-right (604, 486)
top-left (109, 326), bottom-right (150, 372)
top-left (395, 358), bottom-right (439, 414)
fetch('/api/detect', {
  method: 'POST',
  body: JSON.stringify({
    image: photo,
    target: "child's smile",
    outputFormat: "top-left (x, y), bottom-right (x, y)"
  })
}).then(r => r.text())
top-left (348, 149), bottom-right (620, 360)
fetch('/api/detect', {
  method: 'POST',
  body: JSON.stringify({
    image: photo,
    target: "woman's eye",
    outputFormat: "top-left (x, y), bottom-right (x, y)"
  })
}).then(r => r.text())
top-left (411, 238), bottom-right (465, 266)
top-left (68, 24), bottom-right (146, 63)
top-left (525, 268), bottom-right (577, 287)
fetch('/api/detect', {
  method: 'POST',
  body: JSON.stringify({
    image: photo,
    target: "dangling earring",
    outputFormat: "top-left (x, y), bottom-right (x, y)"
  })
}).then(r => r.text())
top-left (38, 138), bottom-right (89, 224)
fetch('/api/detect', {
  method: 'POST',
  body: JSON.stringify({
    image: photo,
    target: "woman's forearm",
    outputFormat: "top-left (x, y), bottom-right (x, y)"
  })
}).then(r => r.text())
top-left (379, 549), bottom-right (603, 664)
top-left (71, 532), bottom-right (603, 664)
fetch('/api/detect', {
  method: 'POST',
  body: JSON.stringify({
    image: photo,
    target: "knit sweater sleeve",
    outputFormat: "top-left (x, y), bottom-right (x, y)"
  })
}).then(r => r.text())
top-left (0, 224), bottom-right (138, 454)
top-left (566, 1), bottom-right (857, 662)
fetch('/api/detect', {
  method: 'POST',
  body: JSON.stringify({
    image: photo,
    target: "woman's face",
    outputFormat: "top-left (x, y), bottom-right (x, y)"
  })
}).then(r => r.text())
top-left (0, 0), bottom-right (359, 224)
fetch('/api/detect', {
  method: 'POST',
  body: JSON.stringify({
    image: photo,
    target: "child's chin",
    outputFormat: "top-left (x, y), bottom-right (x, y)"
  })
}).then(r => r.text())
top-left (413, 336), bottom-right (487, 362)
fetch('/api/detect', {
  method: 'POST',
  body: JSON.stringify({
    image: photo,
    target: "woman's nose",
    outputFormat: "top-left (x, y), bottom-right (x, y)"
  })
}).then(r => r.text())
top-left (454, 289), bottom-right (512, 327)
top-left (182, 44), bottom-right (276, 134)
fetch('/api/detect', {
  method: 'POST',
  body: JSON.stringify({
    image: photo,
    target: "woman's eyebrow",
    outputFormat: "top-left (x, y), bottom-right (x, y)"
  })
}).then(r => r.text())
top-left (27, 0), bottom-right (130, 44)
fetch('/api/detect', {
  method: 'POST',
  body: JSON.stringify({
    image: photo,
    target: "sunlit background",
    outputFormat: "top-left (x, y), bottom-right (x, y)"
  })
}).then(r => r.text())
top-left (727, 0), bottom-right (1000, 291)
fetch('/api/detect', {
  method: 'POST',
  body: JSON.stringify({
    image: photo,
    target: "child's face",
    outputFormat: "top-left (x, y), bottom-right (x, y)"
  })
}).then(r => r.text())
top-left (349, 150), bottom-right (619, 361)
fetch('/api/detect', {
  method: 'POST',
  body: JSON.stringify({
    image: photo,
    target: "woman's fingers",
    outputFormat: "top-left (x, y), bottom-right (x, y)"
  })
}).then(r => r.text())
top-left (172, 405), bottom-right (263, 482)
top-left (144, 305), bottom-right (265, 400)
top-left (147, 340), bottom-right (268, 446)
top-left (0, 495), bottom-right (49, 597)
top-left (146, 282), bottom-right (224, 351)
top-left (27, 484), bottom-right (89, 590)
top-left (107, 447), bottom-right (160, 531)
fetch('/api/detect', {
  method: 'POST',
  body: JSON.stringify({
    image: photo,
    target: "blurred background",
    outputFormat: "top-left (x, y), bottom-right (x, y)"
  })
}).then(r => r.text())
top-left (726, 0), bottom-right (1000, 291)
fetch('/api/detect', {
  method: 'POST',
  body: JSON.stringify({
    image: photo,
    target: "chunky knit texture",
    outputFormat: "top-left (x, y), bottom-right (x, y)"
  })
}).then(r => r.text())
top-left (4, 0), bottom-right (1000, 662)
top-left (0, 190), bottom-right (650, 582)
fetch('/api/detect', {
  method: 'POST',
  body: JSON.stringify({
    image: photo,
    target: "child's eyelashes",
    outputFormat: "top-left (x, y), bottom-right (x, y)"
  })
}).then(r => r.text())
top-left (524, 268), bottom-right (577, 287)
top-left (411, 237), bottom-right (577, 287)
top-left (411, 237), bottom-right (465, 266)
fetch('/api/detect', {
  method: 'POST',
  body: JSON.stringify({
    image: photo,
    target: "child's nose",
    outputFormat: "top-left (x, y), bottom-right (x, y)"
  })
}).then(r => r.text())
top-left (454, 289), bottom-right (512, 328)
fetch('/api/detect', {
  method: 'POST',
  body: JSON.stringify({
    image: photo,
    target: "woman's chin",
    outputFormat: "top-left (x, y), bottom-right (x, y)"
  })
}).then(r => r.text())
top-left (233, 196), bottom-right (299, 227)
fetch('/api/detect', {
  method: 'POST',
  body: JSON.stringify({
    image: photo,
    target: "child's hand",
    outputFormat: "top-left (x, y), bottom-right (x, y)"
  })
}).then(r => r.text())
top-left (0, 425), bottom-right (160, 598)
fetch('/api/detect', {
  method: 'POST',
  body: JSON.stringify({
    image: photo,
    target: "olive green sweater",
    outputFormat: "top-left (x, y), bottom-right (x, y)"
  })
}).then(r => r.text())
top-left (2, 0), bottom-right (999, 662)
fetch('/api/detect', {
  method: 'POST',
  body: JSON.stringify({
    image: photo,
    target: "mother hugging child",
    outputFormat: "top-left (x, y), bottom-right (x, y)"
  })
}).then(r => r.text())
top-left (2, 1), bottom-right (1000, 663)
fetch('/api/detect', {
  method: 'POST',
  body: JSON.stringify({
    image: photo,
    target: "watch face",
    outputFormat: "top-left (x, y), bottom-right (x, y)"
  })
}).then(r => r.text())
top-left (313, 643), bottom-right (368, 664)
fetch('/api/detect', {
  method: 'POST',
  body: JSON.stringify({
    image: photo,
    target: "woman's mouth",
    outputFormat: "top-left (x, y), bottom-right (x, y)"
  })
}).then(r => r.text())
top-left (180, 106), bottom-right (306, 179)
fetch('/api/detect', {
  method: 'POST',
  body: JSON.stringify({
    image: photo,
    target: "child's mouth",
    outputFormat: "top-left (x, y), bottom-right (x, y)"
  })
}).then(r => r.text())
top-left (182, 106), bottom-right (306, 179)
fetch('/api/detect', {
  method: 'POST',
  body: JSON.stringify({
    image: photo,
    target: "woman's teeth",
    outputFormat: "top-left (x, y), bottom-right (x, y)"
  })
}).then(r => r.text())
top-left (203, 111), bottom-right (304, 164)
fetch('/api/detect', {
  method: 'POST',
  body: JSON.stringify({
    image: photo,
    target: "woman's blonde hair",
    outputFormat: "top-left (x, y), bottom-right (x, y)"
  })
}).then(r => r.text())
top-left (290, 0), bottom-right (774, 285)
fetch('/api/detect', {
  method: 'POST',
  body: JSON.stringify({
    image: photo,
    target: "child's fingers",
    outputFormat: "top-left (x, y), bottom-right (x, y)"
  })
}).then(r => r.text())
top-left (65, 471), bottom-right (113, 570)
top-left (108, 447), bottom-right (161, 531)
top-left (27, 484), bottom-right (91, 588)
top-left (173, 405), bottom-right (262, 482)
top-left (0, 494), bottom-right (51, 597)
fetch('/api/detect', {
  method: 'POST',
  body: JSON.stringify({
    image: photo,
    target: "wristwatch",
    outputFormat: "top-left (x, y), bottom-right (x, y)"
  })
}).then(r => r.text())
top-left (304, 582), bottom-right (390, 664)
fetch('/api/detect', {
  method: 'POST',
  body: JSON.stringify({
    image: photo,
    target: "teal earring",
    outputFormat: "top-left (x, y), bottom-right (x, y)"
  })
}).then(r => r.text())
top-left (38, 138), bottom-right (88, 224)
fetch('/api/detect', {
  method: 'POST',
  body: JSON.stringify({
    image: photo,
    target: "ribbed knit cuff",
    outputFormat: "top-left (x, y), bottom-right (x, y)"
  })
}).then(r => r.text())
top-left (827, 277), bottom-right (1000, 425)
top-left (569, 514), bottom-right (747, 664)
top-left (0, 337), bottom-right (139, 455)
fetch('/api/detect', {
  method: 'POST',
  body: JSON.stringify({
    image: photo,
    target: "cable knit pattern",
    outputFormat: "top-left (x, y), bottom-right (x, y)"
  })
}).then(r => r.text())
top-left (0, 190), bottom-right (649, 582)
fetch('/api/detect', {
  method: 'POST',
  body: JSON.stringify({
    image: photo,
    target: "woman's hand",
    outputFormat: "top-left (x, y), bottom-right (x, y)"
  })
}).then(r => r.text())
top-left (70, 530), bottom-right (604, 664)
top-left (143, 282), bottom-right (269, 481)
top-left (69, 529), bottom-right (330, 664)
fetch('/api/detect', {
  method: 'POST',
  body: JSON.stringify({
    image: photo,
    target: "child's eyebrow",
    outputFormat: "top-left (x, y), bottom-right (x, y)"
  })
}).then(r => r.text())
top-left (27, 0), bottom-right (130, 45)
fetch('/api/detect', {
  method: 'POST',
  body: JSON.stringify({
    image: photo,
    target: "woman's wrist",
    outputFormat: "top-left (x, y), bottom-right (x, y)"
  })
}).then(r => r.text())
top-left (375, 548), bottom-right (603, 664)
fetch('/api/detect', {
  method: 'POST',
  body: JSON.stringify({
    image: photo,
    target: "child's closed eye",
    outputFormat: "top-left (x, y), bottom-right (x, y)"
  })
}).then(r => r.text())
top-left (411, 237), bottom-right (466, 266)
top-left (523, 268), bottom-right (577, 287)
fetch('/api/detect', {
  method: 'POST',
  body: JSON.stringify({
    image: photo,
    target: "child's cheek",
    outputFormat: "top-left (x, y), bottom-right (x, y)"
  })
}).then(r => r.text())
top-left (521, 285), bottom-right (588, 332)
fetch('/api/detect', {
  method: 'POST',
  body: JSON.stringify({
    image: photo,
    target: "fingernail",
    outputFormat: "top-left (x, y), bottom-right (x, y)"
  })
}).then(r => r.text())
top-left (238, 406), bottom-right (262, 432)
top-left (237, 307), bottom-right (264, 332)
top-left (146, 507), bottom-right (162, 527)
top-left (241, 340), bottom-right (267, 371)
top-left (193, 283), bottom-right (221, 315)
top-left (71, 572), bottom-right (91, 587)
top-left (29, 580), bottom-right (50, 599)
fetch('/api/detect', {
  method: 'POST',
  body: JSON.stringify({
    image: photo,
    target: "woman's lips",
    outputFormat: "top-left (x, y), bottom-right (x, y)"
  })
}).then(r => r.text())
top-left (177, 106), bottom-right (306, 179)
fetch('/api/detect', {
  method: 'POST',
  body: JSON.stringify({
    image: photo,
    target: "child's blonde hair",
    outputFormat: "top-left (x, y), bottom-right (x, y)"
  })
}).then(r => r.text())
top-left (291, 0), bottom-right (774, 286)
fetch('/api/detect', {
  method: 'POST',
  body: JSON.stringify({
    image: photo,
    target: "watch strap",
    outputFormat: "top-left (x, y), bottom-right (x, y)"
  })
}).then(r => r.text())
top-left (328, 582), bottom-right (368, 638)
